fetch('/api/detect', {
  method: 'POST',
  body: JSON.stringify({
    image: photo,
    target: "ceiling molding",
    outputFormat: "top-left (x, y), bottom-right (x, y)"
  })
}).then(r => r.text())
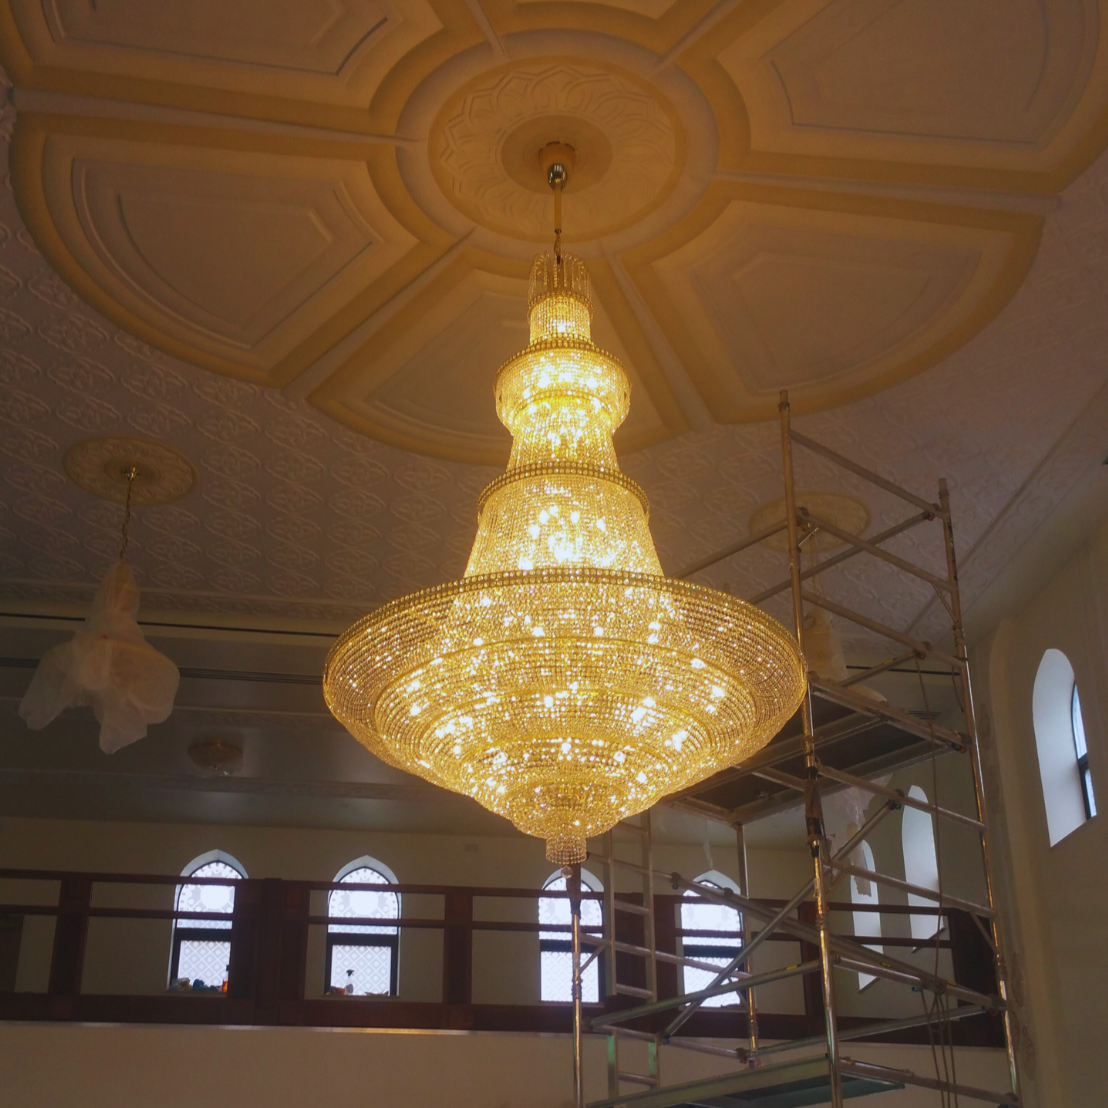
top-left (2, 0), bottom-right (1105, 460)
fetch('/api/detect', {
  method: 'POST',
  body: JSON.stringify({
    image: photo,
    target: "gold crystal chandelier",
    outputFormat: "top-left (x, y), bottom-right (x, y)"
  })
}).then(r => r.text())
top-left (324, 152), bottom-right (806, 865)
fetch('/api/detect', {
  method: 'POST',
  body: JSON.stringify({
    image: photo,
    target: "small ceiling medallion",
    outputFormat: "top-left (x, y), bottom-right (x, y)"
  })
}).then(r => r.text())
top-left (188, 737), bottom-right (245, 777)
top-left (64, 435), bottom-right (197, 506)
top-left (750, 490), bottom-right (871, 553)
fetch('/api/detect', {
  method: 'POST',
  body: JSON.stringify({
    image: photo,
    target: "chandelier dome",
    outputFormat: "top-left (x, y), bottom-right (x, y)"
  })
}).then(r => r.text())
top-left (324, 252), bottom-right (806, 865)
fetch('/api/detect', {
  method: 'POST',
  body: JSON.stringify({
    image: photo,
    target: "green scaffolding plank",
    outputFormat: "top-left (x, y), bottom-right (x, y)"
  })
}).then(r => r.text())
top-left (588, 1056), bottom-right (902, 1108)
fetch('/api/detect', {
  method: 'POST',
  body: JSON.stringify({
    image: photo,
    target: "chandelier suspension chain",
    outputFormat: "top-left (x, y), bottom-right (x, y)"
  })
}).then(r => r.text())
top-left (118, 465), bottom-right (139, 561)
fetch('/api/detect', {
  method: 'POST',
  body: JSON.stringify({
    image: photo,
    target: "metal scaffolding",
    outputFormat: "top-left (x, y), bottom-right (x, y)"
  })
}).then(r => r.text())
top-left (561, 389), bottom-right (1020, 1108)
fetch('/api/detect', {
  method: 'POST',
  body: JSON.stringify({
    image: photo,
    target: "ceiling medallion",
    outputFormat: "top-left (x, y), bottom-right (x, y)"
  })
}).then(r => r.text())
top-left (64, 435), bottom-right (197, 506)
top-left (324, 158), bottom-right (805, 865)
top-left (429, 59), bottom-right (683, 242)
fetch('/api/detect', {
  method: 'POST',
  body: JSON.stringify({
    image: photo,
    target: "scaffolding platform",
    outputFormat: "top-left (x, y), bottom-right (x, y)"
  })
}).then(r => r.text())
top-left (587, 1056), bottom-right (902, 1108)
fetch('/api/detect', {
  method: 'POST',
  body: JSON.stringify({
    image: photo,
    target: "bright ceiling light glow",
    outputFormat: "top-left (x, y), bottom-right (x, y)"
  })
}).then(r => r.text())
top-left (324, 248), bottom-right (805, 865)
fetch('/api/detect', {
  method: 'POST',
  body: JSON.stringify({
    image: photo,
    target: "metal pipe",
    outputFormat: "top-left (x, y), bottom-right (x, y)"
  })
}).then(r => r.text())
top-left (665, 868), bottom-right (998, 1007)
top-left (779, 390), bottom-right (843, 1108)
top-left (735, 823), bottom-right (759, 1061)
top-left (817, 764), bottom-right (984, 829)
top-left (829, 862), bottom-right (995, 918)
top-left (809, 675), bottom-right (967, 750)
top-left (939, 477), bottom-right (1021, 1098)
top-left (840, 1059), bottom-right (1018, 1106)
top-left (790, 430), bottom-right (944, 518)
top-left (566, 864), bottom-right (584, 1108)
top-left (832, 958), bottom-right (998, 1009)
top-left (748, 512), bottom-right (933, 606)
top-left (798, 509), bottom-right (952, 593)
top-left (750, 1004), bottom-right (988, 1058)
top-left (591, 960), bottom-right (822, 1028)
top-left (662, 799), bottom-right (896, 1039)
top-left (802, 592), bottom-right (964, 672)
top-left (840, 651), bottom-right (920, 687)
top-left (676, 520), bottom-right (789, 579)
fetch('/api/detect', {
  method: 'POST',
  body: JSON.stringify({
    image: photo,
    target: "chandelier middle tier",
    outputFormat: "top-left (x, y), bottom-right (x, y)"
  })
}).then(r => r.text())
top-left (325, 201), bottom-right (805, 864)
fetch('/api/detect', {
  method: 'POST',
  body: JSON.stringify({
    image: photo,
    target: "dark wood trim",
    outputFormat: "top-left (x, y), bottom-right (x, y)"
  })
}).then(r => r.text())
top-left (0, 868), bottom-right (1003, 1049)
top-left (47, 876), bottom-right (91, 1007)
top-left (441, 891), bottom-right (473, 1010)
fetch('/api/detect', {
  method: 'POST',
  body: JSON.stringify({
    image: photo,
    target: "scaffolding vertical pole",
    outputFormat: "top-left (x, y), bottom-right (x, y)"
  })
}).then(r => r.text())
top-left (938, 478), bottom-right (1020, 1099)
top-left (779, 390), bottom-right (843, 1108)
top-left (602, 830), bottom-right (619, 1097)
top-left (735, 822), bottom-right (759, 1061)
top-left (641, 810), bottom-right (660, 1089)
top-left (567, 863), bottom-right (585, 1108)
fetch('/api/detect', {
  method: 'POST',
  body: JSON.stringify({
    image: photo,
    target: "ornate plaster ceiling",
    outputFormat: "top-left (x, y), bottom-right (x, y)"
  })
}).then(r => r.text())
top-left (2, 0), bottom-right (1107, 465)
top-left (0, 2), bottom-right (1105, 651)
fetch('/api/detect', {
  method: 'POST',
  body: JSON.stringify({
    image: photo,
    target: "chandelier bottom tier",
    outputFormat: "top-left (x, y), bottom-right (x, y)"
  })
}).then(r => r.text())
top-left (325, 250), bottom-right (806, 864)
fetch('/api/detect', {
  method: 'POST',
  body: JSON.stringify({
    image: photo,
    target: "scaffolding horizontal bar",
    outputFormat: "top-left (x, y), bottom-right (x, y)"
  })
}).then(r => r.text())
top-left (611, 901), bottom-right (650, 916)
top-left (791, 430), bottom-right (944, 518)
top-left (614, 983), bottom-right (654, 1000)
top-left (841, 1059), bottom-right (1018, 1106)
top-left (659, 1036), bottom-right (745, 1061)
top-left (800, 509), bottom-right (952, 594)
top-left (830, 862), bottom-right (996, 919)
top-left (750, 1004), bottom-right (989, 1058)
top-left (666, 871), bottom-right (1001, 1009)
top-left (833, 957), bottom-right (999, 1009)
top-left (617, 1072), bottom-right (658, 1087)
top-left (817, 764), bottom-right (984, 829)
top-left (591, 961), bottom-right (819, 1028)
top-left (591, 853), bottom-right (652, 878)
top-left (802, 591), bottom-right (964, 672)
top-left (753, 766), bottom-right (807, 792)
top-left (613, 941), bottom-right (741, 977)
top-left (676, 520), bottom-right (789, 579)
top-left (748, 511), bottom-right (934, 605)
top-left (809, 676), bottom-right (968, 751)
top-left (670, 710), bottom-right (883, 808)
top-left (841, 650), bottom-right (920, 688)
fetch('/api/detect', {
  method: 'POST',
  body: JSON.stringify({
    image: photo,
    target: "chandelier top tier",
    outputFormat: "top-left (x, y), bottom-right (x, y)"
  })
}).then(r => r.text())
top-left (325, 169), bottom-right (805, 865)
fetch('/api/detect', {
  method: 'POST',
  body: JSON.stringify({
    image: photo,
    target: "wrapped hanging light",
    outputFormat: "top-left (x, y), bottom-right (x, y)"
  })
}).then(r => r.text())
top-left (19, 464), bottom-right (181, 753)
top-left (324, 154), bottom-right (806, 864)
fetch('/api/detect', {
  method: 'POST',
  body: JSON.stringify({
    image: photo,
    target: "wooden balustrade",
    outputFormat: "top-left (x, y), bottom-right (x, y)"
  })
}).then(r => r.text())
top-left (0, 867), bottom-right (1002, 1046)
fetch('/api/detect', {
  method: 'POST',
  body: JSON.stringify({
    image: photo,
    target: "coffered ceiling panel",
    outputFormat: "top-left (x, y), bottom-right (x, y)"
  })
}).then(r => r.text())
top-left (4, 0), bottom-right (1106, 450)
top-left (25, 128), bottom-right (422, 383)
top-left (6, 0), bottom-right (445, 110)
top-left (710, 0), bottom-right (1108, 179)
top-left (624, 189), bottom-right (1038, 419)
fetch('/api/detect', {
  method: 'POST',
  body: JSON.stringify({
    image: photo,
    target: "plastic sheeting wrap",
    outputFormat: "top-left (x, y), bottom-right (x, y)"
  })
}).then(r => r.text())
top-left (19, 560), bottom-right (180, 753)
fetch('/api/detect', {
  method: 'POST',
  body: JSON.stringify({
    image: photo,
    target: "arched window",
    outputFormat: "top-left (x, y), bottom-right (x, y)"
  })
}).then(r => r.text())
top-left (327, 857), bottom-right (400, 996)
top-left (1033, 649), bottom-right (1096, 844)
top-left (849, 842), bottom-right (882, 989)
top-left (170, 850), bottom-right (246, 987)
top-left (680, 872), bottom-right (743, 1007)
top-left (901, 787), bottom-right (941, 942)
top-left (1073, 684), bottom-right (1097, 819)
top-left (539, 869), bottom-right (603, 1003)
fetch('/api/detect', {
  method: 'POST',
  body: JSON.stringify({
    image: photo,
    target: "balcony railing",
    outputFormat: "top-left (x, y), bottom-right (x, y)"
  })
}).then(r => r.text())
top-left (0, 867), bottom-right (1003, 1046)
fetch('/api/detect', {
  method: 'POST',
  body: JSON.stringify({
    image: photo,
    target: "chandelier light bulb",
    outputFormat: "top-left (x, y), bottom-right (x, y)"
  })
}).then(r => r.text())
top-left (325, 248), bottom-right (806, 865)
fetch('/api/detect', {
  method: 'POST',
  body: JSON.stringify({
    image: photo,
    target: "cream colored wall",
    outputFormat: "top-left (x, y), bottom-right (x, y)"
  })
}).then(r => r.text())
top-left (971, 523), bottom-right (1108, 1108)
top-left (1, 1023), bottom-right (1011, 1108)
